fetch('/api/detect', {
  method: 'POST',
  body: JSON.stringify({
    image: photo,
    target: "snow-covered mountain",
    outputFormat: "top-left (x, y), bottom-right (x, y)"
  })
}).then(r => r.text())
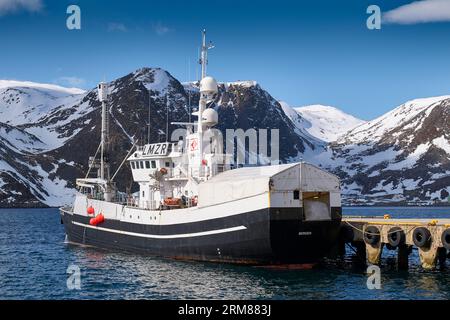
top-left (326, 96), bottom-right (450, 205)
top-left (0, 68), bottom-right (321, 207)
top-left (0, 80), bottom-right (89, 150)
top-left (294, 104), bottom-right (366, 142)
top-left (0, 70), bottom-right (449, 207)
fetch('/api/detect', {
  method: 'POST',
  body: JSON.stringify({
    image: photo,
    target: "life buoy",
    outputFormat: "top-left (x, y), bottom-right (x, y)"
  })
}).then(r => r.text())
top-left (413, 227), bottom-right (432, 248)
top-left (387, 227), bottom-right (405, 248)
top-left (364, 226), bottom-right (380, 246)
top-left (442, 229), bottom-right (450, 251)
top-left (160, 168), bottom-right (168, 175)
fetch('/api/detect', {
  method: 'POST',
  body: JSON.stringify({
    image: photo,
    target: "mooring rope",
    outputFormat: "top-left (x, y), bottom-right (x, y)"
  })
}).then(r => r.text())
top-left (343, 220), bottom-right (417, 237)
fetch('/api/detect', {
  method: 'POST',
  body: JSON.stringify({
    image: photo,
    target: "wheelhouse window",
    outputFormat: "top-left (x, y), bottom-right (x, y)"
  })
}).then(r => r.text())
top-left (293, 190), bottom-right (300, 200)
top-left (145, 161), bottom-right (150, 169)
top-left (140, 161), bottom-right (144, 169)
top-left (151, 161), bottom-right (156, 169)
top-left (165, 161), bottom-right (171, 168)
top-left (131, 162), bottom-right (136, 169)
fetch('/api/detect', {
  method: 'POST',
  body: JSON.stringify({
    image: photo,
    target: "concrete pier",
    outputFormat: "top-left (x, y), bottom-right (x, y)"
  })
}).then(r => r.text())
top-left (341, 217), bottom-right (450, 270)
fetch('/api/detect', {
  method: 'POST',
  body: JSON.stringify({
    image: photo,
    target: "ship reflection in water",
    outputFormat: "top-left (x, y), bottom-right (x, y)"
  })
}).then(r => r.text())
top-left (0, 207), bottom-right (448, 300)
top-left (54, 242), bottom-right (450, 300)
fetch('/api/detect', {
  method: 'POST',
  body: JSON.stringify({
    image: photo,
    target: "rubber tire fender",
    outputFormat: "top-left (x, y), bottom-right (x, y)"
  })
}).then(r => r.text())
top-left (413, 227), bottom-right (432, 249)
top-left (364, 226), bottom-right (381, 246)
top-left (387, 227), bottom-right (405, 248)
top-left (441, 229), bottom-right (450, 251)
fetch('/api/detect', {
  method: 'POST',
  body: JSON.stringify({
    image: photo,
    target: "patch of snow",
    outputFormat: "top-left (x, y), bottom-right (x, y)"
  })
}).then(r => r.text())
top-left (134, 68), bottom-right (171, 96)
top-left (432, 136), bottom-right (450, 154)
top-left (388, 143), bottom-right (430, 171)
top-left (0, 124), bottom-right (46, 154)
top-left (294, 104), bottom-right (366, 142)
top-left (0, 80), bottom-right (85, 95)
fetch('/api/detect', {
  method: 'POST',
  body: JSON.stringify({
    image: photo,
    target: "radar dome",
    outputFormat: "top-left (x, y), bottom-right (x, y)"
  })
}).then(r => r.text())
top-left (200, 76), bottom-right (218, 95)
top-left (202, 108), bottom-right (219, 126)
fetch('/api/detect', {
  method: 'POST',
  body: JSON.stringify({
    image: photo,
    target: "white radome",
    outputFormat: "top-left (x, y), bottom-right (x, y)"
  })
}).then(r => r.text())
top-left (202, 108), bottom-right (219, 126)
top-left (200, 76), bottom-right (218, 95)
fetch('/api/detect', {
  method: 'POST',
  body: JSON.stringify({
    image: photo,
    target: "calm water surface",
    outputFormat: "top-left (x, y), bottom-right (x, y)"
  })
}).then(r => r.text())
top-left (0, 207), bottom-right (448, 300)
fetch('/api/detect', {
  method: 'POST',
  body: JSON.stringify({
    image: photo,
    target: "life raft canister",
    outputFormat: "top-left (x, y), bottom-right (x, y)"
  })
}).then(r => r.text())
top-left (87, 206), bottom-right (95, 215)
top-left (90, 213), bottom-right (105, 226)
top-left (164, 197), bottom-right (181, 206)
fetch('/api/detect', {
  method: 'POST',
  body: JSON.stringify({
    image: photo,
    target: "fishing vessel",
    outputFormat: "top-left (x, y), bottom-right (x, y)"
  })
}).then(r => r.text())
top-left (60, 30), bottom-right (342, 265)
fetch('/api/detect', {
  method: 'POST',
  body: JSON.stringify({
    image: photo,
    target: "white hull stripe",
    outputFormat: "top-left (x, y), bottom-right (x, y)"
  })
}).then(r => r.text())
top-left (72, 221), bottom-right (247, 239)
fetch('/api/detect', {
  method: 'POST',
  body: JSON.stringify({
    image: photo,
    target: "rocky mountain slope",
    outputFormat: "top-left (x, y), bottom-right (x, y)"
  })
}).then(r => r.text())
top-left (0, 68), bottom-right (322, 207)
top-left (0, 70), bottom-right (449, 207)
top-left (321, 96), bottom-right (450, 205)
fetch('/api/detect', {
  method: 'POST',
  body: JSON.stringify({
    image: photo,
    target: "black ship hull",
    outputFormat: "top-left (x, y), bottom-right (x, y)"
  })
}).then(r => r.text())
top-left (61, 207), bottom-right (341, 265)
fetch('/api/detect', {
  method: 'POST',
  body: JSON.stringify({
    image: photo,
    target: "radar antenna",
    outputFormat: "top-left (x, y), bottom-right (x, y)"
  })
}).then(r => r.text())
top-left (199, 29), bottom-right (214, 79)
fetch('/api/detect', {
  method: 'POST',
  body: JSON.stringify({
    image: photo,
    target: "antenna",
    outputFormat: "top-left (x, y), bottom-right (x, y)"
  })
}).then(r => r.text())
top-left (166, 94), bottom-right (169, 142)
top-left (199, 29), bottom-right (214, 79)
top-left (188, 59), bottom-right (192, 123)
top-left (147, 91), bottom-right (151, 144)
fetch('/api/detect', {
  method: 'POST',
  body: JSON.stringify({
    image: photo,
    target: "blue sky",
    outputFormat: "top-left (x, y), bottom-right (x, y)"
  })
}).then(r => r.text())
top-left (1, 0), bottom-right (450, 120)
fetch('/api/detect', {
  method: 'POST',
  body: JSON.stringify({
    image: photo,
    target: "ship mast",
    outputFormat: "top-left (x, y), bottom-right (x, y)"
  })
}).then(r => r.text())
top-left (200, 29), bottom-right (214, 80)
top-left (98, 82), bottom-right (109, 182)
top-left (198, 30), bottom-right (214, 160)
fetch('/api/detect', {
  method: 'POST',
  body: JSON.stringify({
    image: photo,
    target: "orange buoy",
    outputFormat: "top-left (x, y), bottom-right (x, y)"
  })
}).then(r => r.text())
top-left (89, 213), bottom-right (105, 226)
top-left (97, 214), bottom-right (105, 224)
top-left (87, 206), bottom-right (95, 215)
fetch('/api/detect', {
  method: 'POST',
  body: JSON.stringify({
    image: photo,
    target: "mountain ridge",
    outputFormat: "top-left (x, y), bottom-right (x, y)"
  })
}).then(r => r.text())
top-left (0, 68), bottom-right (449, 207)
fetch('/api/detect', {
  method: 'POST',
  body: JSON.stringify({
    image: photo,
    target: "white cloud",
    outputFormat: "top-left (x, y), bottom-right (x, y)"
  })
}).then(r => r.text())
top-left (55, 77), bottom-right (86, 88)
top-left (152, 21), bottom-right (172, 36)
top-left (384, 0), bottom-right (450, 25)
top-left (107, 22), bottom-right (127, 32)
top-left (0, 0), bottom-right (43, 16)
